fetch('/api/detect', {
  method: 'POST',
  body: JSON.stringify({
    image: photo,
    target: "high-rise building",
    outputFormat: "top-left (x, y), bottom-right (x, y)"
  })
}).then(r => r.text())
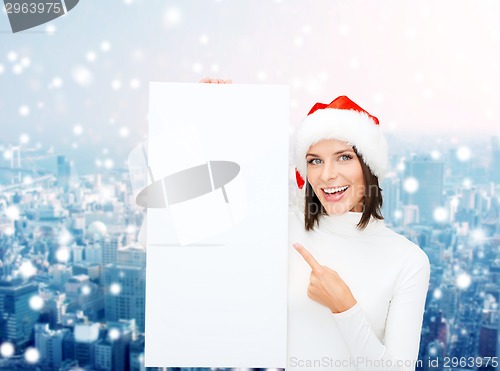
top-left (104, 263), bottom-right (146, 332)
top-left (74, 323), bottom-right (100, 368)
top-left (490, 136), bottom-right (500, 183)
top-left (478, 324), bottom-right (497, 359)
top-left (65, 275), bottom-right (104, 321)
top-left (73, 261), bottom-right (101, 283)
top-left (34, 323), bottom-right (66, 368)
top-left (129, 334), bottom-right (145, 371)
top-left (402, 155), bottom-right (444, 223)
top-left (62, 328), bottom-right (75, 361)
top-left (0, 280), bottom-right (40, 349)
top-left (107, 321), bottom-right (133, 371)
top-left (448, 147), bottom-right (471, 181)
top-left (117, 244), bottom-right (146, 267)
top-left (57, 155), bottom-right (71, 189)
top-left (101, 234), bottom-right (121, 265)
top-left (84, 242), bottom-right (103, 264)
top-left (94, 339), bottom-right (113, 370)
top-left (41, 291), bottom-right (67, 328)
top-left (49, 264), bottom-right (73, 288)
top-left (381, 173), bottom-right (401, 225)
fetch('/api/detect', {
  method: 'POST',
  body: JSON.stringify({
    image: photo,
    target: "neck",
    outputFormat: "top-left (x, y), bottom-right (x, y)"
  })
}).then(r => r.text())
top-left (316, 211), bottom-right (384, 237)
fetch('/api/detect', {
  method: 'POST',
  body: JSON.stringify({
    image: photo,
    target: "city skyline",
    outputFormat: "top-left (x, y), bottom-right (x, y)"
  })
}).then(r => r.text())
top-left (1, 1), bottom-right (500, 369)
top-left (0, 133), bottom-right (499, 370)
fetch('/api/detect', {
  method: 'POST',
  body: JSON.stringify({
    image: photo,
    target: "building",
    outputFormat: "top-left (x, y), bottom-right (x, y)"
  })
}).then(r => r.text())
top-left (490, 136), bottom-right (500, 183)
top-left (380, 172), bottom-right (401, 225)
top-left (73, 323), bottom-right (100, 368)
top-left (34, 323), bottom-right (66, 368)
top-left (402, 155), bottom-right (444, 223)
top-left (49, 264), bottom-right (72, 288)
top-left (57, 155), bottom-right (71, 189)
top-left (94, 339), bottom-right (113, 370)
top-left (104, 263), bottom-right (146, 332)
top-left (0, 280), bottom-right (40, 349)
top-left (101, 234), bottom-right (121, 265)
top-left (129, 334), bottom-right (145, 371)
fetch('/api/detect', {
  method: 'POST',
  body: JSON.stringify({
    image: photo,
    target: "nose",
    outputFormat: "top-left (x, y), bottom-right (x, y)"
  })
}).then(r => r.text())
top-left (320, 161), bottom-right (339, 182)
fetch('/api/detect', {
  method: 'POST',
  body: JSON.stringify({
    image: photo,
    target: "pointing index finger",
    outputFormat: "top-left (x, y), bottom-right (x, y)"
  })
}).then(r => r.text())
top-left (293, 243), bottom-right (321, 271)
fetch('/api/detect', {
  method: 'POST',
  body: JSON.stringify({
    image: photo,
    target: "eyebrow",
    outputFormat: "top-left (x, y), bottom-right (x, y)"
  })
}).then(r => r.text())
top-left (306, 148), bottom-right (355, 157)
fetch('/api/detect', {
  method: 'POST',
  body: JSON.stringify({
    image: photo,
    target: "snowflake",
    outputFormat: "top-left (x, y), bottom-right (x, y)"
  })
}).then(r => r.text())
top-left (0, 342), bottom-right (15, 358)
top-left (73, 125), bottom-right (83, 135)
top-left (20, 261), bottom-right (37, 278)
top-left (456, 146), bottom-right (471, 162)
top-left (24, 347), bottom-right (40, 364)
top-left (108, 328), bottom-right (120, 340)
top-left (72, 66), bottom-right (93, 86)
top-left (456, 273), bottom-right (471, 290)
top-left (164, 7), bottom-right (182, 28)
top-left (110, 283), bottom-right (121, 295)
top-left (403, 177), bottom-right (419, 193)
top-left (433, 207), bottom-right (448, 223)
top-left (19, 105), bottom-right (30, 116)
top-left (56, 248), bottom-right (70, 263)
top-left (29, 295), bottom-right (44, 311)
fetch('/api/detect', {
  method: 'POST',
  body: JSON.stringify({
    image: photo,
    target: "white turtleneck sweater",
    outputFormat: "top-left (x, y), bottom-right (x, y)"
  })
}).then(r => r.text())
top-left (287, 207), bottom-right (430, 371)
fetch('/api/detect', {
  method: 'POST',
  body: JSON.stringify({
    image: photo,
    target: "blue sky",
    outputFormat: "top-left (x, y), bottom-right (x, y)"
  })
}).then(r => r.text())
top-left (1, 0), bottom-right (499, 172)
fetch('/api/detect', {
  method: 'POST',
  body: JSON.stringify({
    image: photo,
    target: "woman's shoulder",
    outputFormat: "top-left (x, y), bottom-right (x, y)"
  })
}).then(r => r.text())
top-left (381, 226), bottom-right (430, 270)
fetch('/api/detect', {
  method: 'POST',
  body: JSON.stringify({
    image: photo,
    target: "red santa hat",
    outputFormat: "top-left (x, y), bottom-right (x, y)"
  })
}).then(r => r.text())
top-left (294, 95), bottom-right (388, 189)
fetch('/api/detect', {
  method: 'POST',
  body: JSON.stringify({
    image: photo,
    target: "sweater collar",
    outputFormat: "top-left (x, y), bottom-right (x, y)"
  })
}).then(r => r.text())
top-left (316, 211), bottom-right (385, 237)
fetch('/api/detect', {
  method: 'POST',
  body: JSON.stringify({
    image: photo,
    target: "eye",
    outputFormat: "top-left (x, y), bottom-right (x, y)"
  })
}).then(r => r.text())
top-left (339, 154), bottom-right (352, 161)
top-left (307, 158), bottom-right (322, 165)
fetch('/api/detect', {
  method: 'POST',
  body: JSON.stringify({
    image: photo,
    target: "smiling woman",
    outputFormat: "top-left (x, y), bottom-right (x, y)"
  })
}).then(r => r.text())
top-left (304, 139), bottom-right (384, 230)
top-left (289, 95), bottom-right (431, 371)
top-left (306, 140), bottom-right (365, 213)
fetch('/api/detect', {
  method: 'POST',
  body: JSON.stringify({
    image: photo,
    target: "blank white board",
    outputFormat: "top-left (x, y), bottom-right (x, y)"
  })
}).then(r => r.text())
top-left (144, 82), bottom-right (289, 368)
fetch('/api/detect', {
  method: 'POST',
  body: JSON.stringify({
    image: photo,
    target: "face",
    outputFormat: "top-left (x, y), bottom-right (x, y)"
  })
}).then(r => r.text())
top-left (306, 139), bottom-right (365, 215)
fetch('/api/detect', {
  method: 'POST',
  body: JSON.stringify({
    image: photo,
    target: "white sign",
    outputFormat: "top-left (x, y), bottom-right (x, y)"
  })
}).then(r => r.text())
top-left (144, 82), bottom-right (289, 368)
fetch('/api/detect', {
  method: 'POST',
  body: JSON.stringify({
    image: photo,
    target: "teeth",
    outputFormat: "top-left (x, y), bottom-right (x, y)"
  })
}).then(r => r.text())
top-left (324, 186), bottom-right (348, 194)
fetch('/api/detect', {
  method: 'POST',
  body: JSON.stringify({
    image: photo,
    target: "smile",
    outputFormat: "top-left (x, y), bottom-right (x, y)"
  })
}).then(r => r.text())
top-left (323, 185), bottom-right (349, 194)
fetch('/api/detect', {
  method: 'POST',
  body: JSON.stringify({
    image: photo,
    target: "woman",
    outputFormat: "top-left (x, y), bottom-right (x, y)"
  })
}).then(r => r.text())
top-left (201, 79), bottom-right (430, 370)
top-left (288, 95), bottom-right (430, 370)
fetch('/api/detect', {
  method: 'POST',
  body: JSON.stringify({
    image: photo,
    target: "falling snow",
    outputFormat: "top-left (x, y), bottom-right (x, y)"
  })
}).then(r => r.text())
top-left (403, 177), bottom-right (419, 194)
top-left (72, 66), bottom-right (93, 86)
top-left (56, 248), bottom-right (70, 263)
top-left (19, 105), bottom-right (30, 116)
top-left (433, 207), bottom-right (448, 223)
top-left (0, 342), bottom-right (15, 358)
top-left (24, 347), bottom-right (40, 364)
top-left (108, 328), bottom-right (120, 340)
top-left (5, 206), bottom-right (20, 220)
top-left (110, 283), bottom-right (121, 295)
top-left (19, 261), bottom-right (37, 278)
top-left (456, 146), bottom-right (471, 162)
top-left (29, 295), bottom-right (44, 311)
top-left (73, 125), bottom-right (84, 135)
top-left (456, 273), bottom-right (472, 290)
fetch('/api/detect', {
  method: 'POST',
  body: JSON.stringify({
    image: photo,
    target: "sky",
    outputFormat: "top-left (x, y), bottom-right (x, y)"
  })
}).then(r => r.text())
top-left (0, 0), bottom-right (499, 173)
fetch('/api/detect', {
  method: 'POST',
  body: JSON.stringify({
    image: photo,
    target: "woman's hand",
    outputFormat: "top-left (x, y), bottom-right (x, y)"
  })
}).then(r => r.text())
top-left (294, 242), bottom-right (357, 314)
top-left (199, 77), bottom-right (233, 84)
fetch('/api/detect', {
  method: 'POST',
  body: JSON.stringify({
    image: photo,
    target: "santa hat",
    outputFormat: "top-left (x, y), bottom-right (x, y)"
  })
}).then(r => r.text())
top-left (294, 95), bottom-right (388, 189)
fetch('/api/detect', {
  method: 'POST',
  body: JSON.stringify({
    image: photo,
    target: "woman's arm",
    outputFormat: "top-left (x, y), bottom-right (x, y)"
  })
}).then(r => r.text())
top-left (295, 242), bottom-right (430, 370)
top-left (332, 250), bottom-right (430, 371)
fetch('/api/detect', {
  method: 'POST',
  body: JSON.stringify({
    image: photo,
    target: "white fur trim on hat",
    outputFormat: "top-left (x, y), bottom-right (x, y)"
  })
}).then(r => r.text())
top-left (295, 108), bottom-right (388, 181)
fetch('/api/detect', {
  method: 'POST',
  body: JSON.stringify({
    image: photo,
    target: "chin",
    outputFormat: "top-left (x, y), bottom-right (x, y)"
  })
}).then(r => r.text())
top-left (323, 203), bottom-right (350, 216)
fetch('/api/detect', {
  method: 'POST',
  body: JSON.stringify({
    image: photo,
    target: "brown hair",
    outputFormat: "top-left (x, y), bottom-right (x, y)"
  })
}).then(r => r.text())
top-left (303, 146), bottom-right (383, 231)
